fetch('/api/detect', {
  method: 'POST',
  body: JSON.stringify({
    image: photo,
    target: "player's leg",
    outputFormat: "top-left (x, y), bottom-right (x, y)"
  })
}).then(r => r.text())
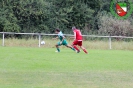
top-left (55, 42), bottom-right (61, 52)
top-left (63, 40), bottom-right (75, 51)
top-left (72, 40), bottom-right (80, 53)
top-left (80, 46), bottom-right (88, 54)
top-left (66, 45), bottom-right (76, 51)
top-left (78, 41), bottom-right (88, 54)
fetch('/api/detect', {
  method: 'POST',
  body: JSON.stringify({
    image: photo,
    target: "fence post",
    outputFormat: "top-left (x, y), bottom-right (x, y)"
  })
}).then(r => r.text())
top-left (109, 36), bottom-right (112, 49)
top-left (38, 33), bottom-right (41, 47)
top-left (2, 33), bottom-right (5, 46)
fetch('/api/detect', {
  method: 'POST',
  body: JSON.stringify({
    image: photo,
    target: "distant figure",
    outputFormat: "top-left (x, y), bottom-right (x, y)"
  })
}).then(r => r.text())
top-left (71, 26), bottom-right (88, 54)
top-left (53, 29), bottom-right (75, 52)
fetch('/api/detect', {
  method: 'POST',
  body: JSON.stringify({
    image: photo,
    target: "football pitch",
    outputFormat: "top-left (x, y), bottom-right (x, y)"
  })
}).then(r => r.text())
top-left (0, 47), bottom-right (133, 88)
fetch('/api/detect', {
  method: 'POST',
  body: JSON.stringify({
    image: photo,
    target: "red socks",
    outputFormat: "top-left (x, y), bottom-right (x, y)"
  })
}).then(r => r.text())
top-left (83, 49), bottom-right (88, 54)
top-left (74, 45), bottom-right (88, 54)
top-left (73, 45), bottom-right (80, 51)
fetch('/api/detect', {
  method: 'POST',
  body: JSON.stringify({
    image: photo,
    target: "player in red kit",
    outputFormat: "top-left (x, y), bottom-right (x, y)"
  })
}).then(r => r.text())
top-left (72, 26), bottom-right (88, 54)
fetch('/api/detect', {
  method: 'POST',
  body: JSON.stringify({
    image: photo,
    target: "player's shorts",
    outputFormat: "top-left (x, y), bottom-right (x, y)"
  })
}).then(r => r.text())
top-left (72, 40), bottom-right (82, 46)
top-left (57, 40), bottom-right (68, 46)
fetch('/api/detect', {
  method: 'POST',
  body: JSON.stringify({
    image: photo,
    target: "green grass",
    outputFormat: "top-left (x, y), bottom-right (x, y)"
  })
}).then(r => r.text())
top-left (0, 46), bottom-right (133, 88)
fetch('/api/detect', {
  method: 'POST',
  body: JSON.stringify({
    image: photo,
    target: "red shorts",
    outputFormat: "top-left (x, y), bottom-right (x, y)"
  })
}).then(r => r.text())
top-left (72, 40), bottom-right (82, 46)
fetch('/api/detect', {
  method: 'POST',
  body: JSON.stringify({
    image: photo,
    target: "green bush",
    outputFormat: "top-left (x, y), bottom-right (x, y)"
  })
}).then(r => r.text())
top-left (98, 12), bottom-right (133, 36)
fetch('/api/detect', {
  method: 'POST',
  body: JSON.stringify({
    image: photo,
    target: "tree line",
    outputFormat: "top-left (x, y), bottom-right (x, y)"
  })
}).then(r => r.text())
top-left (0, 0), bottom-right (133, 36)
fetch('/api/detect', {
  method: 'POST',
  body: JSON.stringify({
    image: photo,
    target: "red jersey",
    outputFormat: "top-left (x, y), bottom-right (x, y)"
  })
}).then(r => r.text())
top-left (73, 29), bottom-right (82, 41)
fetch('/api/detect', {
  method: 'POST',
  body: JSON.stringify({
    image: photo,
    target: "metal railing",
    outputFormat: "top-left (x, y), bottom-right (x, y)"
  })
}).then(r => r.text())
top-left (0, 32), bottom-right (133, 49)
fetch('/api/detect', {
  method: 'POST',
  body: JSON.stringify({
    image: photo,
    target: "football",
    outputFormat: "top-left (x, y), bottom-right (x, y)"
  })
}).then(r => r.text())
top-left (41, 41), bottom-right (45, 45)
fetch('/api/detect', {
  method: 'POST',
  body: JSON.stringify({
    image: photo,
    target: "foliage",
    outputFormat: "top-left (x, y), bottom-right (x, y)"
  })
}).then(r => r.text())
top-left (0, 0), bottom-right (20, 32)
top-left (98, 12), bottom-right (133, 36)
top-left (0, 0), bottom-right (133, 36)
top-left (0, 0), bottom-right (98, 33)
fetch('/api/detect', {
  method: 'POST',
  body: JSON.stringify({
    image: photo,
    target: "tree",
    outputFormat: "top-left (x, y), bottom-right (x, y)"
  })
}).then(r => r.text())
top-left (46, 0), bottom-right (94, 33)
top-left (0, 0), bottom-right (20, 32)
top-left (0, 0), bottom-right (132, 36)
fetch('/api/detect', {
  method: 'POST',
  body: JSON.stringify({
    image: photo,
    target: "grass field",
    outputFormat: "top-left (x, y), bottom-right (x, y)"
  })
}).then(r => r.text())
top-left (0, 46), bottom-right (133, 88)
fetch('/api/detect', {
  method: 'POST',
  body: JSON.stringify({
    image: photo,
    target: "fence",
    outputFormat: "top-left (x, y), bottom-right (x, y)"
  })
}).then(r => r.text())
top-left (0, 32), bottom-right (133, 49)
